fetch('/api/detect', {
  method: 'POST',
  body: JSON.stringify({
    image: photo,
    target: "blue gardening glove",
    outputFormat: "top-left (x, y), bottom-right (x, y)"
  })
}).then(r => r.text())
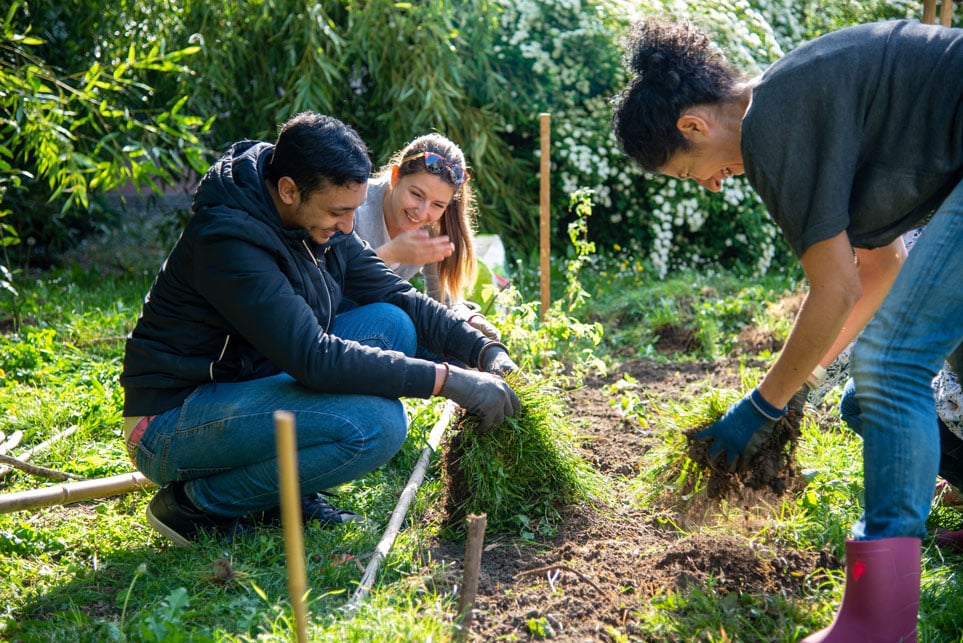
top-left (695, 388), bottom-right (787, 472)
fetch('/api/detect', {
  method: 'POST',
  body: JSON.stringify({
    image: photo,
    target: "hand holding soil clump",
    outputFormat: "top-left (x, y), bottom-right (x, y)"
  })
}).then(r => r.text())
top-left (685, 389), bottom-right (804, 499)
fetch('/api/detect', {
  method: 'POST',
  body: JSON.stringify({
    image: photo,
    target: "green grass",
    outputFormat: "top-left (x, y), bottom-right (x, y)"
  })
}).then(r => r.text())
top-left (3, 243), bottom-right (963, 641)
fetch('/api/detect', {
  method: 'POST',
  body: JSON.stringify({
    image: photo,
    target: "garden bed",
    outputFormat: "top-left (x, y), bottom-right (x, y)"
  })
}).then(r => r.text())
top-left (426, 357), bottom-right (838, 640)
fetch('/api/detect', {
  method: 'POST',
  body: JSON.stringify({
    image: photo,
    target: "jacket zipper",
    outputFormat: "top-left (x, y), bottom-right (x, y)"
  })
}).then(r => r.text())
top-left (209, 334), bottom-right (231, 380)
top-left (302, 239), bottom-right (334, 329)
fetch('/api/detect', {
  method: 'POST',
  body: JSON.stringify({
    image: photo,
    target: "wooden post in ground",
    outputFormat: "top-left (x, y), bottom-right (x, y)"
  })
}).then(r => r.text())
top-left (923, 0), bottom-right (956, 26)
top-left (275, 410), bottom-right (308, 643)
top-left (455, 513), bottom-right (488, 641)
top-left (539, 112), bottom-right (551, 321)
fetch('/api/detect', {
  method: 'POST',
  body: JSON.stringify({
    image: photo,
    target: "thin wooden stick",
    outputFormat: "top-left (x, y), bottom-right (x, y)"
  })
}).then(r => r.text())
top-left (0, 425), bottom-right (79, 481)
top-left (455, 513), bottom-right (487, 641)
top-left (274, 410), bottom-right (308, 643)
top-left (346, 400), bottom-right (456, 610)
top-left (539, 112), bottom-right (551, 321)
top-left (0, 454), bottom-right (83, 481)
top-left (0, 430), bottom-right (23, 455)
top-left (924, 0), bottom-right (937, 23)
top-left (0, 471), bottom-right (155, 514)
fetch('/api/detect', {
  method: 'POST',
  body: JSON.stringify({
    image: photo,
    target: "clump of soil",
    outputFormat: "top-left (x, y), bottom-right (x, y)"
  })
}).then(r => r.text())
top-left (684, 407), bottom-right (805, 499)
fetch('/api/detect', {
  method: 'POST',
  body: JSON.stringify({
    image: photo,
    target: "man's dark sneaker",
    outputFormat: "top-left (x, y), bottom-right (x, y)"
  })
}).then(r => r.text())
top-left (303, 492), bottom-right (363, 525)
top-left (146, 483), bottom-right (242, 548)
top-left (256, 492), bottom-right (363, 527)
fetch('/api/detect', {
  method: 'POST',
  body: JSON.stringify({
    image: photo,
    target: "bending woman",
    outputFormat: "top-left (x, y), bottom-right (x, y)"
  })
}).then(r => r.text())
top-left (613, 17), bottom-right (963, 642)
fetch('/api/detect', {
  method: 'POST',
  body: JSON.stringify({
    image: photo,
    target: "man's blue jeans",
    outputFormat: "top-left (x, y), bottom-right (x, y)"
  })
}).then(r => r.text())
top-left (135, 303), bottom-right (416, 517)
top-left (849, 179), bottom-right (963, 540)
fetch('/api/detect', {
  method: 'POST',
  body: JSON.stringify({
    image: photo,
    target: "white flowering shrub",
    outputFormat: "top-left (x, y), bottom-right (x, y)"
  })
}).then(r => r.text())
top-left (488, 0), bottom-right (915, 278)
top-left (487, 0), bottom-right (790, 277)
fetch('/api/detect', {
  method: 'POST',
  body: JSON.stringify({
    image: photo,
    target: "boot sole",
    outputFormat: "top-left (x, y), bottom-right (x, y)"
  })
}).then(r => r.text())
top-left (146, 505), bottom-right (194, 548)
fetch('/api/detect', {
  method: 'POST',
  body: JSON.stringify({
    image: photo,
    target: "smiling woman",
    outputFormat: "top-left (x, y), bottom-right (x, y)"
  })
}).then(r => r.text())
top-left (353, 133), bottom-right (501, 341)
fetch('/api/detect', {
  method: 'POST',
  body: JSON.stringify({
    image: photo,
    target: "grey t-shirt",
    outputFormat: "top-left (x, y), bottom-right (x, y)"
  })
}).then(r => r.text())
top-left (353, 176), bottom-right (445, 303)
top-left (743, 20), bottom-right (963, 258)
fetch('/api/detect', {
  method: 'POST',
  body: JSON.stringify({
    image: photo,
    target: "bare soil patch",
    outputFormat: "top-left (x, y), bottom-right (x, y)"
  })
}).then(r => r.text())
top-left (427, 356), bottom-right (838, 641)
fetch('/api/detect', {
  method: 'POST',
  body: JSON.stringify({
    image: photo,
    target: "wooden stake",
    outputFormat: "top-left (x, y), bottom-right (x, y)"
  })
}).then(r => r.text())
top-left (539, 112), bottom-right (551, 321)
top-left (347, 400), bottom-right (456, 610)
top-left (274, 410), bottom-right (308, 643)
top-left (940, 0), bottom-right (954, 26)
top-left (923, 0), bottom-right (955, 26)
top-left (455, 513), bottom-right (487, 641)
top-left (0, 471), bottom-right (155, 514)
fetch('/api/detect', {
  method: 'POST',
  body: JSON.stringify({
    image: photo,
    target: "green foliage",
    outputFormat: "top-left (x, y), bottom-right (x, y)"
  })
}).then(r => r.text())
top-left (496, 190), bottom-right (605, 384)
top-left (1, 0), bottom-right (212, 265)
top-left (2, 0), bottom-right (923, 280)
top-left (4, 239), bottom-right (963, 640)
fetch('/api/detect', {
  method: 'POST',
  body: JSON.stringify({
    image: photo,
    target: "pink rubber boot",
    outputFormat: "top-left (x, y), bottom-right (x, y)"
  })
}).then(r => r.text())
top-left (803, 537), bottom-right (921, 643)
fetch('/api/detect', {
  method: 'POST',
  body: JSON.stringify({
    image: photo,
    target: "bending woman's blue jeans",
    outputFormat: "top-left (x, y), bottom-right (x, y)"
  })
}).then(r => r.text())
top-left (849, 179), bottom-right (963, 540)
top-left (135, 303), bottom-right (416, 517)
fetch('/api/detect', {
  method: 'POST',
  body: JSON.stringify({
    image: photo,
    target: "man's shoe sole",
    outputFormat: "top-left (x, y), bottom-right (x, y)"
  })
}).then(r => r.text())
top-left (146, 502), bottom-right (194, 548)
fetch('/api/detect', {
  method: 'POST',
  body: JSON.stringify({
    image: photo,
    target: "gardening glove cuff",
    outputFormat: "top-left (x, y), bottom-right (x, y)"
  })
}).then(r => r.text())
top-left (695, 387), bottom-right (786, 473)
top-left (440, 365), bottom-right (521, 432)
top-left (477, 342), bottom-right (517, 377)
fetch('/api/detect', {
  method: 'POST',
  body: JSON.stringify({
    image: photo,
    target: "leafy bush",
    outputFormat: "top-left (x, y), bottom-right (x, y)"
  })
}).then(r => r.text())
top-left (1, 1), bottom-right (211, 267)
top-left (1, 0), bottom-right (924, 279)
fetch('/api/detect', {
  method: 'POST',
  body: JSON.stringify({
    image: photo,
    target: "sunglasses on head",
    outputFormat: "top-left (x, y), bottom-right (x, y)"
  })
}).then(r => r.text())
top-left (399, 151), bottom-right (470, 187)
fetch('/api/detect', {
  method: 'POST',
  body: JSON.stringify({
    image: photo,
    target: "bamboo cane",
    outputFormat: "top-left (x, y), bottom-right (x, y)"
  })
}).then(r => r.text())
top-left (275, 410), bottom-right (308, 643)
top-left (0, 430), bottom-right (23, 455)
top-left (346, 400), bottom-right (457, 611)
top-left (0, 471), bottom-right (155, 514)
top-left (539, 113), bottom-right (551, 321)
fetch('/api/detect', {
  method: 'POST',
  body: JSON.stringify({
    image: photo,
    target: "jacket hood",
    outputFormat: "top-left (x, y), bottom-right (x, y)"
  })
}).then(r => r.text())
top-left (193, 140), bottom-right (281, 229)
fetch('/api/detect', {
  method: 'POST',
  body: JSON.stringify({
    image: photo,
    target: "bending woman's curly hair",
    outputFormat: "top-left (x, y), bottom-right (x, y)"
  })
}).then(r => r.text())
top-left (612, 17), bottom-right (743, 172)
